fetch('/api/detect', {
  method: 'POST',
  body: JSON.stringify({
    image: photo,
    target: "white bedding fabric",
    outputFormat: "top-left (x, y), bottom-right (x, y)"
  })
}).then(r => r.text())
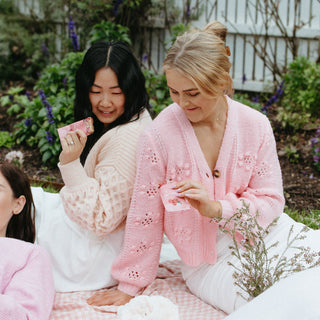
top-left (32, 186), bottom-right (180, 293)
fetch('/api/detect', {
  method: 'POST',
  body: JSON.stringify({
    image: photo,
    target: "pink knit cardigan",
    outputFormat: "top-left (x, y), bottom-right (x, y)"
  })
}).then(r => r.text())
top-left (0, 237), bottom-right (55, 320)
top-left (112, 97), bottom-right (285, 296)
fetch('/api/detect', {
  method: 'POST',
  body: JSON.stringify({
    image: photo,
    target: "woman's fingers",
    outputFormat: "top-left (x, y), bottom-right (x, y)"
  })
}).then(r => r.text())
top-left (87, 289), bottom-right (133, 306)
top-left (174, 180), bottom-right (203, 192)
top-left (174, 180), bottom-right (207, 199)
top-left (59, 130), bottom-right (88, 165)
top-left (61, 130), bottom-right (87, 150)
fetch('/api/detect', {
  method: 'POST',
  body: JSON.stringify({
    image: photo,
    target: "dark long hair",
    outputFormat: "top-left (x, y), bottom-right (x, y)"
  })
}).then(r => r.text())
top-left (74, 41), bottom-right (150, 164)
top-left (1, 163), bottom-right (35, 243)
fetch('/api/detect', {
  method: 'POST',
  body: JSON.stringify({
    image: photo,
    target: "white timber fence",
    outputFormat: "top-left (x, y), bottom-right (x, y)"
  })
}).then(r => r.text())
top-left (14, 0), bottom-right (320, 92)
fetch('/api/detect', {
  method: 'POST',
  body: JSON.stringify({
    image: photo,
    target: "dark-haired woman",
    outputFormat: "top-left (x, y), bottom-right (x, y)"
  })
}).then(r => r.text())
top-left (0, 163), bottom-right (54, 319)
top-left (33, 41), bottom-right (152, 292)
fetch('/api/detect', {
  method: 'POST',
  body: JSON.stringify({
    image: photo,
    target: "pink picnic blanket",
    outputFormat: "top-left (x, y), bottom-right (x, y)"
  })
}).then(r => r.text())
top-left (50, 260), bottom-right (227, 319)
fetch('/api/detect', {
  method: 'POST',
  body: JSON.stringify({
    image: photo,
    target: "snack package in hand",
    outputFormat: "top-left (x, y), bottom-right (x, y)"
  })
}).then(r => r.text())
top-left (160, 182), bottom-right (191, 212)
top-left (57, 117), bottom-right (94, 141)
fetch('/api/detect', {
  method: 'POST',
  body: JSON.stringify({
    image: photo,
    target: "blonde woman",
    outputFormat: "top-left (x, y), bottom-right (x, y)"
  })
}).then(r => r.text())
top-left (88, 22), bottom-right (320, 319)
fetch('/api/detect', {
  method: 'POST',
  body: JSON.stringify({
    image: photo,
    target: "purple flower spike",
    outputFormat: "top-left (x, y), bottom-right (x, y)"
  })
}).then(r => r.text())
top-left (39, 89), bottom-right (55, 124)
top-left (186, 4), bottom-right (191, 16)
top-left (68, 16), bottom-right (80, 51)
top-left (261, 80), bottom-right (285, 114)
top-left (41, 43), bottom-right (49, 56)
top-left (46, 131), bottom-right (54, 145)
top-left (113, 0), bottom-right (123, 17)
top-left (242, 74), bottom-right (247, 84)
top-left (142, 53), bottom-right (148, 63)
top-left (24, 118), bottom-right (32, 127)
top-left (25, 91), bottom-right (32, 101)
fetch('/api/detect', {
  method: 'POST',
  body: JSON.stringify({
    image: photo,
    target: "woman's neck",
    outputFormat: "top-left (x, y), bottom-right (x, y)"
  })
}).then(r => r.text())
top-left (192, 95), bottom-right (228, 131)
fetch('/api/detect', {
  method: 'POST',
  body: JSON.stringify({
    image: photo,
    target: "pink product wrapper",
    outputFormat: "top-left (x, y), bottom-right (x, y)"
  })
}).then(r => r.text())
top-left (57, 117), bottom-right (94, 140)
top-left (160, 182), bottom-right (191, 212)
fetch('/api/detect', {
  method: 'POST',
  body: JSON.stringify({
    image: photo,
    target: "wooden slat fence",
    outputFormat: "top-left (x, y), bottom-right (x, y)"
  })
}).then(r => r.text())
top-left (13, 0), bottom-right (320, 92)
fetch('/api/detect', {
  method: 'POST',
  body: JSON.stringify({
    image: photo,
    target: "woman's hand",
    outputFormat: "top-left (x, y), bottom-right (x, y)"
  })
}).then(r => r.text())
top-left (87, 289), bottom-right (133, 306)
top-left (59, 129), bottom-right (87, 165)
top-left (174, 180), bottom-right (222, 219)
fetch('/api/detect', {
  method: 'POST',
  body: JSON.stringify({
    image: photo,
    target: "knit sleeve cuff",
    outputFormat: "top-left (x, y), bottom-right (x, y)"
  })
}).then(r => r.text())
top-left (219, 200), bottom-right (234, 220)
top-left (58, 159), bottom-right (88, 187)
top-left (117, 282), bottom-right (143, 297)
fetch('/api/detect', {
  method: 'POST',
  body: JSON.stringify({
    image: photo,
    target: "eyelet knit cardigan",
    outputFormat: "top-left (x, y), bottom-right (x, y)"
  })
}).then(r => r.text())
top-left (111, 96), bottom-right (285, 296)
top-left (58, 109), bottom-right (152, 238)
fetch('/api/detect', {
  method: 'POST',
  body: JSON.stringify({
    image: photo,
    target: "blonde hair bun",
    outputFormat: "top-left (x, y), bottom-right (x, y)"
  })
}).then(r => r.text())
top-left (202, 20), bottom-right (228, 43)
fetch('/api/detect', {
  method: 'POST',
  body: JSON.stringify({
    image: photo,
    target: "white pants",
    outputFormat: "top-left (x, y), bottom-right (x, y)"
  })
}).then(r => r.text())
top-left (224, 266), bottom-right (320, 319)
top-left (33, 187), bottom-right (124, 292)
top-left (181, 213), bottom-right (320, 317)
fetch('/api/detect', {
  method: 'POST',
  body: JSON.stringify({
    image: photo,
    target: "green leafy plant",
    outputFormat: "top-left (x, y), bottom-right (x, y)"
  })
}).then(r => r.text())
top-left (0, 86), bottom-right (31, 115)
top-left (276, 56), bottom-right (320, 130)
top-left (164, 23), bottom-right (191, 50)
top-left (6, 51), bottom-right (84, 166)
top-left (143, 69), bottom-right (172, 116)
top-left (0, 1), bottom-right (58, 88)
top-left (233, 92), bottom-right (263, 112)
top-left (284, 145), bottom-right (299, 163)
top-left (215, 202), bottom-right (320, 300)
top-left (89, 21), bottom-right (131, 45)
top-left (0, 131), bottom-right (14, 148)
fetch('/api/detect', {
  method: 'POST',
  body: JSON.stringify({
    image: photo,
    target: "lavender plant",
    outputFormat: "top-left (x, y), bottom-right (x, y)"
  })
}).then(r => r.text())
top-left (310, 127), bottom-right (320, 172)
top-left (5, 52), bottom-right (84, 166)
top-left (261, 80), bottom-right (284, 114)
top-left (216, 202), bottom-right (320, 300)
top-left (68, 16), bottom-right (80, 51)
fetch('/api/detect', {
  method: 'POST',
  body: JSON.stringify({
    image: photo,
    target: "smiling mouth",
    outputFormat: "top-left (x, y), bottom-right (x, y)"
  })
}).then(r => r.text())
top-left (186, 107), bottom-right (198, 111)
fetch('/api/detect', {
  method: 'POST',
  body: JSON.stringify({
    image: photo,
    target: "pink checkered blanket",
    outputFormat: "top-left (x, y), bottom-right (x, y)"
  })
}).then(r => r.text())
top-left (50, 260), bottom-right (227, 320)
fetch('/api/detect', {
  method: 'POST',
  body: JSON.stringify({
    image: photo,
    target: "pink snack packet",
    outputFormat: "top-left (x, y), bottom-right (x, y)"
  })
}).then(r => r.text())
top-left (57, 117), bottom-right (94, 141)
top-left (159, 182), bottom-right (191, 212)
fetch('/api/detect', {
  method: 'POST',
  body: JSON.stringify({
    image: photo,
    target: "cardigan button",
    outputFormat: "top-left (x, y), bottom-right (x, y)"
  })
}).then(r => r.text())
top-left (213, 170), bottom-right (221, 178)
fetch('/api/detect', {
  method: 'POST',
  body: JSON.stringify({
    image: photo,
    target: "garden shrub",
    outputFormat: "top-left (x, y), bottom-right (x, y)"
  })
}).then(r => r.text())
top-left (0, 131), bottom-right (14, 148)
top-left (233, 92), bottom-right (263, 112)
top-left (143, 69), bottom-right (172, 116)
top-left (0, 1), bottom-right (62, 89)
top-left (89, 21), bottom-right (131, 45)
top-left (276, 56), bottom-right (320, 130)
top-left (1, 52), bottom-right (84, 166)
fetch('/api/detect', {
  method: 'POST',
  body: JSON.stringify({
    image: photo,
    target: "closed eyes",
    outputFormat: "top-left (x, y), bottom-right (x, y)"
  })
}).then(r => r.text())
top-left (170, 89), bottom-right (200, 97)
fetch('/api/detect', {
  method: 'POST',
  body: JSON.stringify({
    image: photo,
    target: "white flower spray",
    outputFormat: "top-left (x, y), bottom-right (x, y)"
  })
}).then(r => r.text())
top-left (214, 201), bottom-right (320, 301)
top-left (5, 150), bottom-right (24, 167)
